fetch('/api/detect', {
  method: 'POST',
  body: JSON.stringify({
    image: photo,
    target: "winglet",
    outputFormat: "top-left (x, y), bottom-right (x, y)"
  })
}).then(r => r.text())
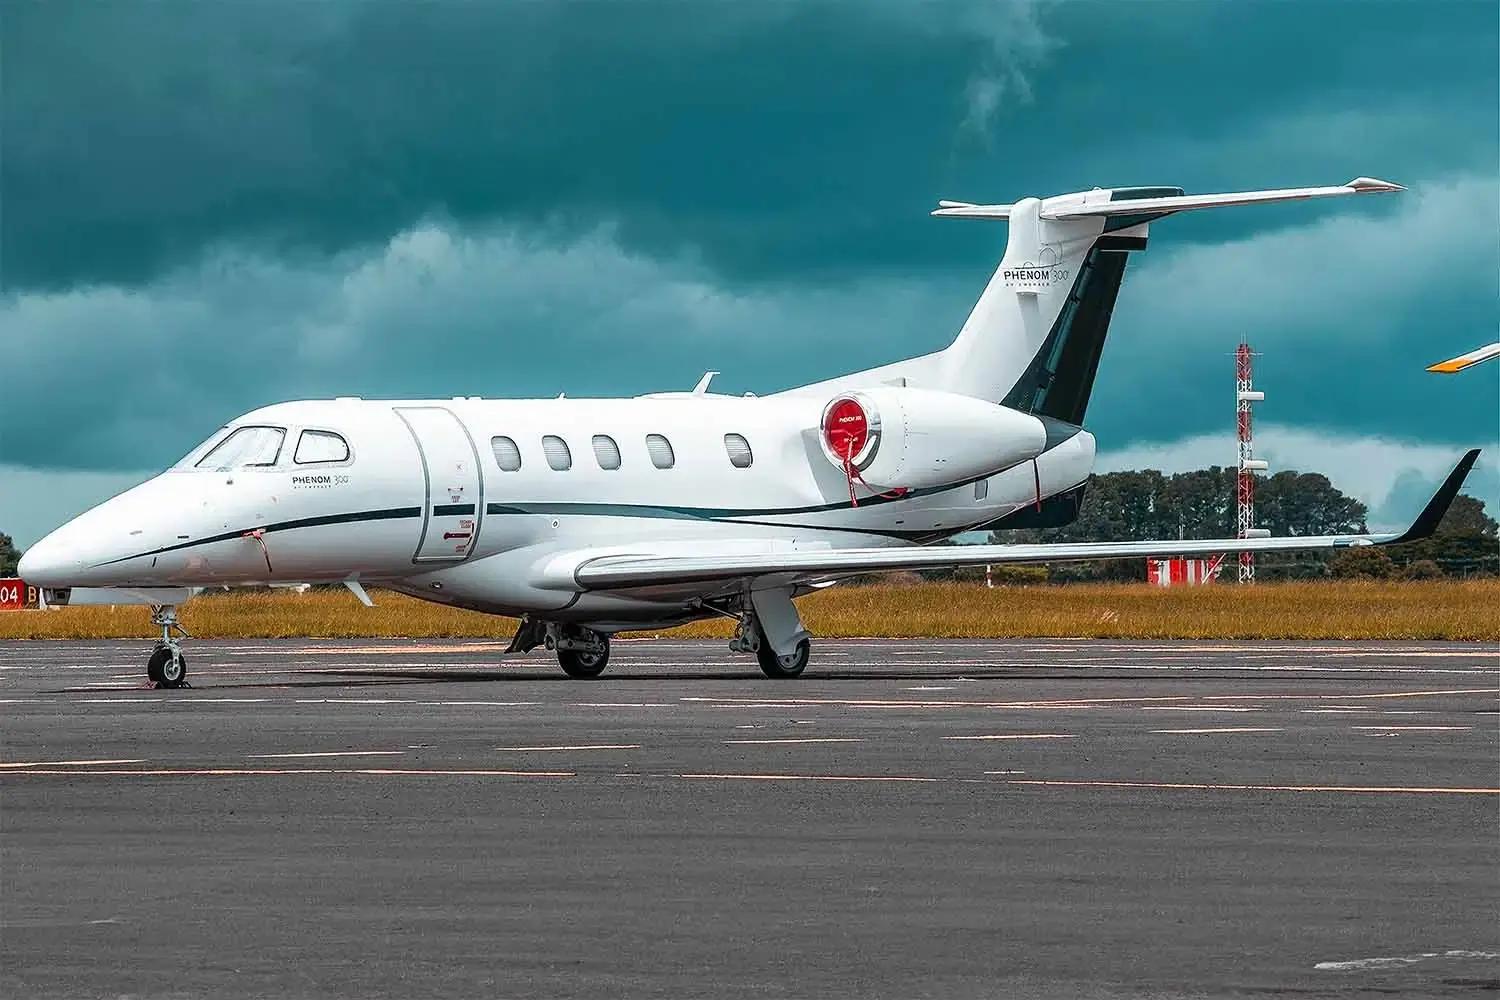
top-left (1427, 343), bottom-right (1500, 373)
top-left (1384, 449), bottom-right (1482, 545)
top-left (1346, 176), bottom-right (1405, 193)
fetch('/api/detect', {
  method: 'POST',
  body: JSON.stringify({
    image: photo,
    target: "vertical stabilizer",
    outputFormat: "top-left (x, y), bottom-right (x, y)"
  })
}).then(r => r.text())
top-left (934, 198), bottom-right (1122, 417)
top-left (791, 178), bottom-right (1402, 424)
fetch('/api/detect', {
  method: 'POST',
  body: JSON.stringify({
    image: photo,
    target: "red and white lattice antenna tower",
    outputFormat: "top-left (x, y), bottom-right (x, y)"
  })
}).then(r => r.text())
top-left (1235, 340), bottom-right (1268, 583)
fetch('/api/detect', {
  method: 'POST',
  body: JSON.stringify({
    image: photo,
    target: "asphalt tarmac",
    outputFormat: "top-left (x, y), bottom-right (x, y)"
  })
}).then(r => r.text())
top-left (2, 638), bottom-right (1496, 999)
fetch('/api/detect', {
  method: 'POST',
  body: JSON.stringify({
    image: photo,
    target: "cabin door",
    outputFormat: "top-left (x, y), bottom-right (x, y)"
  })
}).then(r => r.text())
top-left (395, 407), bottom-right (484, 563)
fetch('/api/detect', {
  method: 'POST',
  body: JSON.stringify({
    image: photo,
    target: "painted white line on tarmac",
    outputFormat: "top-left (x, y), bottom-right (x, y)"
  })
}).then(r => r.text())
top-left (1004, 778), bottom-right (1499, 795)
top-left (944, 734), bottom-right (1075, 741)
top-left (494, 744), bottom-right (641, 752)
top-left (0, 758), bottom-right (147, 768)
top-left (1350, 725), bottom-right (1471, 731)
top-left (1150, 728), bottom-right (1284, 735)
top-left (1315, 950), bottom-right (1500, 971)
top-left (724, 738), bottom-right (863, 745)
top-left (244, 750), bottom-right (407, 759)
top-left (0, 767), bottom-right (575, 778)
top-left (678, 772), bottom-right (939, 783)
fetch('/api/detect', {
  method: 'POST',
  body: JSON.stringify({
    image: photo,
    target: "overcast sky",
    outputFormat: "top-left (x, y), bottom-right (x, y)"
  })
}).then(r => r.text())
top-left (2, 1), bottom-right (1496, 547)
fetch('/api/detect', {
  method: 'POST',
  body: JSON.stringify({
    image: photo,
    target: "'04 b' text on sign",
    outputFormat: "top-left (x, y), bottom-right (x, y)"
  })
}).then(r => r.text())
top-left (0, 579), bottom-right (39, 610)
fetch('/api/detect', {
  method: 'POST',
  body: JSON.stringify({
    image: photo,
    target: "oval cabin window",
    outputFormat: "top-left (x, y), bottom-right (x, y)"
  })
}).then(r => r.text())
top-left (491, 436), bottom-right (522, 472)
top-left (645, 434), bottom-right (675, 470)
top-left (542, 435), bottom-right (572, 471)
top-left (723, 433), bottom-right (753, 469)
top-left (592, 435), bottom-right (622, 470)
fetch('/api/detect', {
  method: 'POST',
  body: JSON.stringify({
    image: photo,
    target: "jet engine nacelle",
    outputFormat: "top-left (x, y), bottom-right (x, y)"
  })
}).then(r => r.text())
top-left (818, 387), bottom-right (1048, 489)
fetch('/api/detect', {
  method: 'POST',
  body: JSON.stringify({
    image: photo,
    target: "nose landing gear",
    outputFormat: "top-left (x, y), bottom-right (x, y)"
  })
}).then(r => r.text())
top-left (146, 604), bottom-right (190, 689)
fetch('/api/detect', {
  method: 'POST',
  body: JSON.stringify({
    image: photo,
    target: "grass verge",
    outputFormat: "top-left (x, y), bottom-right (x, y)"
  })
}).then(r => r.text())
top-left (0, 580), bottom-right (1496, 641)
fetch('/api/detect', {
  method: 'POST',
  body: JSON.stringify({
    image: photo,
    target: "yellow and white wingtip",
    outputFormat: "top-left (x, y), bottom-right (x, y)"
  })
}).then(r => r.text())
top-left (1427, 342), bottom-right (1500, 374)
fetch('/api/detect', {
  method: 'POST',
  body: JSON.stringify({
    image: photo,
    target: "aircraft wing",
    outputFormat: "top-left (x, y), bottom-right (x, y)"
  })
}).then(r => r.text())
top-left (1428, 343), bottom-right (1500, 373)
top-left (551, 450), bottom-right (1479, 591)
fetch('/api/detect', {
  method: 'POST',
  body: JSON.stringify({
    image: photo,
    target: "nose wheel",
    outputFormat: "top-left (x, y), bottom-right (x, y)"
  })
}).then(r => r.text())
top-left (147, 605), bottom-right (191, 689)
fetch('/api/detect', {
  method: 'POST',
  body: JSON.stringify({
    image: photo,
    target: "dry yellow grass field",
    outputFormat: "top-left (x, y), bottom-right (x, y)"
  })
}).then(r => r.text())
top-left (0, 579), bottom-right (1495, 641)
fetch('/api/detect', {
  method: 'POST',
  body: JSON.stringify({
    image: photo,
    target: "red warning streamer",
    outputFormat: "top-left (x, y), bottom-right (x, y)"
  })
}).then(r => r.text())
top-left (824, 398), bottom-right (906, 507)
top-left (243, 528), bottom-right (273, 574)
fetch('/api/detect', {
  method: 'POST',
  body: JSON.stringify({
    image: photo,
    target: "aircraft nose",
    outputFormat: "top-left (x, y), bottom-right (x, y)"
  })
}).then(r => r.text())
top-left (15, 532), bottom-right (85, 587)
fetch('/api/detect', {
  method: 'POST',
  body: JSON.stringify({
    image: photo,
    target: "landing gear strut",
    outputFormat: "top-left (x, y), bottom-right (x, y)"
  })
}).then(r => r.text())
top-left (146, 604), bottom-right (190, 689)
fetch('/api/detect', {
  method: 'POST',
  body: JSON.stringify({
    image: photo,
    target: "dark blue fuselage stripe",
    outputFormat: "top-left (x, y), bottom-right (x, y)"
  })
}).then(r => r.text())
top-left (432, 503), bottom-right (476, 516)
top-left (96, 506), bottom-right (423, 566)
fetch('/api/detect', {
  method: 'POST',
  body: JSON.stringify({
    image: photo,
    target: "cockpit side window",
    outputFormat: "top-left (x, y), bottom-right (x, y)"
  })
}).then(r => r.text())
top-left (172, 426), bottom-right (230, 469)
top-left (194, 426), bottom-right (286, 469)
top-left (294, 429), bottom-right (351, 465)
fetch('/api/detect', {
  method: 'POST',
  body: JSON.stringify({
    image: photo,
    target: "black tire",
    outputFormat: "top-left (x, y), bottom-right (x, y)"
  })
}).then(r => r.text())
top-left (558, 639), bottom-right (609, 679)
top-left (146, 646), bottom-right (165, 685)
top-left (147, 645), bottom-right (188, 688)
top-left (756, 637), bottom-right (810, 679)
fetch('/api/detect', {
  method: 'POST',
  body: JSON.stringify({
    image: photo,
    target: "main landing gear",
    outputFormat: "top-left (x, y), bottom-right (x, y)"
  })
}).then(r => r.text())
top-left (146, 604), bottom-right (190, 689)
top-left (729, 615), bottom-right (812, 678)
top-left (727, 586), bottom-right (813, 679)
top-left (551, 625), bottom-right (610, 678)
top-left (507, 618), bottom-right (612, 678)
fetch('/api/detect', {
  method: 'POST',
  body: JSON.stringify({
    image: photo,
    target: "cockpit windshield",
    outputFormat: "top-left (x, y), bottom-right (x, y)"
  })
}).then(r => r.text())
top-left (192, 426), bottom-right (286, 470)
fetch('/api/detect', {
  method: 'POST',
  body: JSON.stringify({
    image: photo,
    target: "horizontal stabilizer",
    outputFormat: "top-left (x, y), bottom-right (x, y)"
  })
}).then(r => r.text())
top-left (933, 177), bottom-right (1404, 221)
top-left (554, 450), bottom-right (1478, 591)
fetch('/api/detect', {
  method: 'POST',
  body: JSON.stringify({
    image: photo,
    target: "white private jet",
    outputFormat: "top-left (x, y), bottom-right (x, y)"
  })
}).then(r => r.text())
top-left (20, 176), bottom-right (1480, 687)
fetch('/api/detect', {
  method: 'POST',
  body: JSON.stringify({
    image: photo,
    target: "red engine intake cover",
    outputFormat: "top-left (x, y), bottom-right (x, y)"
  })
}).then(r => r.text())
top-left (823, 397), bottom-right (869, 463)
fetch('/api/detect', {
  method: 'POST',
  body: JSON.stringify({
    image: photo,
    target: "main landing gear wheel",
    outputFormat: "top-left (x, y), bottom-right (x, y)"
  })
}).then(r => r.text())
top-left (147, 643), bottom-right (188, 689)
top-left (756, 637), bottom-right (810, 679)
top-left (558, 637), bottom-right (610, 679)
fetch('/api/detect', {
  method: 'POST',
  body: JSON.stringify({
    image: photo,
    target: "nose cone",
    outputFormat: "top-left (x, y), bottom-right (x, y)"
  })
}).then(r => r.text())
top-left (16, 474), bottom-right (182, 587)
top-left (16, 529), bottom-right (86, 587)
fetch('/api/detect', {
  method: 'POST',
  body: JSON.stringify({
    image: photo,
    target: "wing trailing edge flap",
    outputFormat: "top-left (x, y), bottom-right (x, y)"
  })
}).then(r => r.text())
top-left (562, 450), bottom-right (1480, 591)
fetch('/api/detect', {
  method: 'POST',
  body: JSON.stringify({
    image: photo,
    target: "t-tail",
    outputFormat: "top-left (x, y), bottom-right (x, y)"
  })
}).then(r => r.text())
top-left (797, 177), bottom-right (1404, 423)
